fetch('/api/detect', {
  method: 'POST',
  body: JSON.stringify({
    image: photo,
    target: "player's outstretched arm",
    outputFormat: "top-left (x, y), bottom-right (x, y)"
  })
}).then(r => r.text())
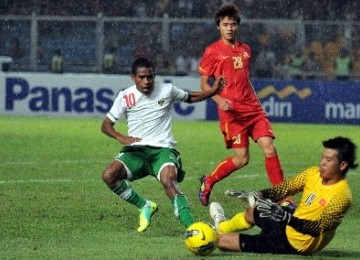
top-left (200, 75), bottom-right (232, 110)
top-left (186, 76), bottom-right (225, 103)
top-left (101, 117), bottom-right (141, 145)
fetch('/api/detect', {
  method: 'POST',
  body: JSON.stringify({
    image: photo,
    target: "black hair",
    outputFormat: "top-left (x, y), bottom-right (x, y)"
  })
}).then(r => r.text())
top-left (131, 58), bottom-right (155, 75)
top-left (322, 136), bottom-right (358, 175)
top-left (215, 4), bottom-right (241, 26)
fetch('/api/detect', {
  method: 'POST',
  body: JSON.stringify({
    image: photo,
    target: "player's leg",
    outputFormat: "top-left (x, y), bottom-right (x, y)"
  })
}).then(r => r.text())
top-left (218, 232), bottom-right (297, 254)
top-left (217, 233), bottom-right (242, 252)
top-left (210, 202), bottom-right (254, 234)
top-left (102, 160), bottom-right (147, 209)
top-left (217, 210), bottom-right (291, 253)
top-left (218, 232), bottom-right (292, 253)
top-left (154, 148), bottom-right (194, 228)
top-left (159, 165), bottom-right (194, 228)
top-left (219, 208), bottom-right (255, 234)
top-left (254, 120), bottom-right (295, 205)
top-left (199, 122), bottom-right (249, 206)
top-left (257, 136), bottom-right (284, 185)
top-left (252, 117), bottom-right (284, 186)
top-left (228, 207), bottom-right (298, 254)
top-left (102, 150), bottom-right (157, 232)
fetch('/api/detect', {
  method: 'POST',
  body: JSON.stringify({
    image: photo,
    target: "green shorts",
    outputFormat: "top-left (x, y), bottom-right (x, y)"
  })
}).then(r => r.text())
top-left (115, 145), bottom-right (185, 182)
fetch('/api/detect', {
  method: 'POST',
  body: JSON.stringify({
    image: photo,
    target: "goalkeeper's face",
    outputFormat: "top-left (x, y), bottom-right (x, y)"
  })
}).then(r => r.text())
top-left (132, 67), bottom-right (155, 95)
top-left (320, 148), bottom-right (347, 184)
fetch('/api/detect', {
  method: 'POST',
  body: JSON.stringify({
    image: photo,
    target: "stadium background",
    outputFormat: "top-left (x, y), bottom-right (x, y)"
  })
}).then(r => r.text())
top-left (0, 1), bottom-right (359, 125)
top-left (0, 0), bottom-right (359, 80)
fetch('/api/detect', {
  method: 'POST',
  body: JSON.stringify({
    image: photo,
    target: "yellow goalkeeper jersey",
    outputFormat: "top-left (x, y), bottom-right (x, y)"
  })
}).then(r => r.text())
top-left (263, 166), bottom-right (352, 254)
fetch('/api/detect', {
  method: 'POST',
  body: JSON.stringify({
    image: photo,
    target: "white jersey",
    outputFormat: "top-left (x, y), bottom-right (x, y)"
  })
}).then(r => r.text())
top-left (107, 82), bottom-right (189, 148)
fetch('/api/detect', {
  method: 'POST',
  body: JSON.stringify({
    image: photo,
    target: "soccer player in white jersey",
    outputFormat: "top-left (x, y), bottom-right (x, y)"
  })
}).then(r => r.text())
top-left (101, 58), bottom-right (224, 232)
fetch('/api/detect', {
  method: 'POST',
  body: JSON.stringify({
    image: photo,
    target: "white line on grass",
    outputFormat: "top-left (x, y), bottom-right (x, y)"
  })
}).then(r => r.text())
top-left (3, 160), bottom-right (109, 165)
top-left (0, 179), bottom-right (96, 184)
top-left (4, 160), bottom-right (305, 166)
top-left (0, 174), bottom-right (260, 185)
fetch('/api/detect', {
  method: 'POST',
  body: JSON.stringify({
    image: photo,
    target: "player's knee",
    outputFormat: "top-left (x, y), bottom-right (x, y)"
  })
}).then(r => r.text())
top-left (245, 207), bottom-right (255, 224)
top-left (258, 137), bottom-right (277, 155)
top-left (233, 156), bottom-right (249, 168)
top-left (261, 143), bottom-right (277, 157)
top-left (101, 169), bottom-right (111, 184)
top-left (160, 167), bottom-right (177, 184)
top-left (264, 147), bottom-right (277, 157)
top-left (102, 161), bottom-right (127, 186)
top-left (102, 168), bottom-right (118, 186)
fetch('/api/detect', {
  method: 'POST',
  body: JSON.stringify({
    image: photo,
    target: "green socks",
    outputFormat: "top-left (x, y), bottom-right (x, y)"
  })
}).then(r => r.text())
top-left (112, 180), bottom-right (146, 209)
top-left (172, 194), bottom-right (194, 228)
top-left (113, 182), bottom-right (195, 228)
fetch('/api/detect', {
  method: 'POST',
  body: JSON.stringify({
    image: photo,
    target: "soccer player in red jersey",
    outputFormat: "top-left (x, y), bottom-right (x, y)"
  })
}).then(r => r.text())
top-left (198, 3), bottom-right (285, 206)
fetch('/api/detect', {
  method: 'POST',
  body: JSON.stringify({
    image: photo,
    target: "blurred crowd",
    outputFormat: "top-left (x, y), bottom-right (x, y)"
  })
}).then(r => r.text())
top-left (1, 0), bottom-right (359, 20)
top-left (170, 29), bottom-right (360, 81)
top-left (252, 40), bottom-right (359, 81)
top-left (1, 0), bottom-right (360, 80)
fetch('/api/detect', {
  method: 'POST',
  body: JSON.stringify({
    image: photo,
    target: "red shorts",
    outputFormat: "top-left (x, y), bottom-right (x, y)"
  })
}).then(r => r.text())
top-left (219, 114), bottom-right (275, 149)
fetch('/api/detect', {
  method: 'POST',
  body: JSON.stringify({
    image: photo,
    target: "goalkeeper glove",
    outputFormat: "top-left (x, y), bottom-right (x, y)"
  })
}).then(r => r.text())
top-left (225, 190), bottom-right (260, 207)
top-left (257, 198), bottom-right (291, 223)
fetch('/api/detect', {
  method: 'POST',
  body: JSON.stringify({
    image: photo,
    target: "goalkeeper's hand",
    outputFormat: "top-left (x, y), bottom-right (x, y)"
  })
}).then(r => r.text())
top-left (225, 190), bottom-right (260, 207)
top-left (257, 198), bottom-right (291, 223)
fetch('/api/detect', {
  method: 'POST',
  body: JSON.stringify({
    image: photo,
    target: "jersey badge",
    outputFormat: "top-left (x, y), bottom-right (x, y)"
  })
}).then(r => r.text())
top-left (319, 198), bottom-right (327, 207)
top-left (305, 192), bottom-right (316, 206)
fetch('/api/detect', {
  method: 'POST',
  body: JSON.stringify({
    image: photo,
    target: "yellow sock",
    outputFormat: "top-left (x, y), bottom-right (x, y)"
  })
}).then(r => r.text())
top-left (218, 212), bottom-right (254, 234)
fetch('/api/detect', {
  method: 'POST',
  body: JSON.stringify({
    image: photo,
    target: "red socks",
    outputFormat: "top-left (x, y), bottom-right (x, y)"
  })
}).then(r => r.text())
top-left (206, 156), bottom-right (283, 187)
top-left (207, 157), bottom-right (237, 186)
top-left (265, 155), bottom-right (284, 185)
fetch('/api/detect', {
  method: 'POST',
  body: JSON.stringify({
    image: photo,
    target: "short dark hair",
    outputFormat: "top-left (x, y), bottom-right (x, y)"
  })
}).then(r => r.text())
top-left (215, 4), bottom-right (241, 26)
top-left (131, 58), bottom-right (154, 75)
top-left (323, 136), bottom-right (358, 175)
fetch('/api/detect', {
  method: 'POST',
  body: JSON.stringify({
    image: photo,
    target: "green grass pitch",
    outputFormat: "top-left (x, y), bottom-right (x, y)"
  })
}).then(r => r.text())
top-left (1, 116), bottom-right (359, 259)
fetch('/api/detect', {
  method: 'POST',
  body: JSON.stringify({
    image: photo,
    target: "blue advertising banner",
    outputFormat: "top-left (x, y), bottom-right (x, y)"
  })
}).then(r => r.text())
top-left (1, 72), bottom-right (359, 124)
top-left (0, 73), bottom-right (208, 120)
top-left (206, 79), bottom-right (360, 125)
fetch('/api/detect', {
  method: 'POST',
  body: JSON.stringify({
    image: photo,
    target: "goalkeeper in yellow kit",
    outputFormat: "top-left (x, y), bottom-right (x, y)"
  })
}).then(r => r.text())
top-left (209, 136), bottom-right (357, 255)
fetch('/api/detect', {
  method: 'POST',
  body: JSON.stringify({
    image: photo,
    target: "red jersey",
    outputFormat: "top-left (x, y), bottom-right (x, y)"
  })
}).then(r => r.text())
top-left (199, 40), bottom-right (265, 123)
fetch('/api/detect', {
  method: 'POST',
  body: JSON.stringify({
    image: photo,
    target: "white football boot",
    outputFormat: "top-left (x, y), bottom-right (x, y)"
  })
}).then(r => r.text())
top-left (209, 202), bottom-right (226, 230)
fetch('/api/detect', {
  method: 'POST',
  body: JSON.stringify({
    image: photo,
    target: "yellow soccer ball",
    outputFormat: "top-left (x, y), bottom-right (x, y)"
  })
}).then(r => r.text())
top-left (184, 221), bottom-right (217, 256)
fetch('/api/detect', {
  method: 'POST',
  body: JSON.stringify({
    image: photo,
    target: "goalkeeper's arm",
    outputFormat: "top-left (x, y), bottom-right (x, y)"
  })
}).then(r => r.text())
top-left (288, 198), bottom-right (349, 237)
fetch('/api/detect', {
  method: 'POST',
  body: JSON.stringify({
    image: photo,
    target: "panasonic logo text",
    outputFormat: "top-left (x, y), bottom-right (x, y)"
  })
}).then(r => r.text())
top-left (5, 77), bottom-right (114, 114)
